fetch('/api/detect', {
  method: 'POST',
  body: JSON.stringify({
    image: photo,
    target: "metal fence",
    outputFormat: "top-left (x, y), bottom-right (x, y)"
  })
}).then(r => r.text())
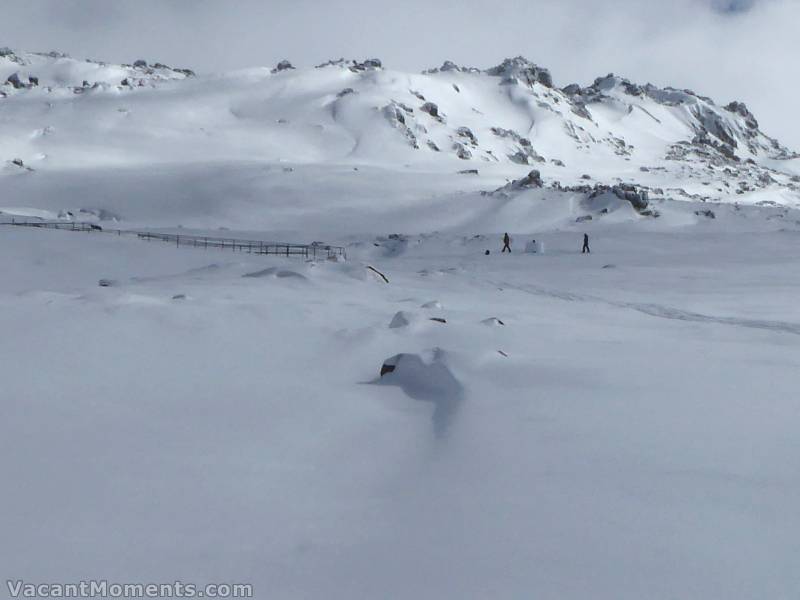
top-left (136, 231), bottom-right (346, 259)
top-left (4, 220), bottom-right (104, 232)
top-left (2, 219), bottom-right (346, 260)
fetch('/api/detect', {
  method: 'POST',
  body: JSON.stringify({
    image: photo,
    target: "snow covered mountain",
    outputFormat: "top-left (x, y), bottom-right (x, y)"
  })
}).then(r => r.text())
top-left (5, 49), bottom-right (800, 600)
top-left (1, 48), bottom-right (799, 229)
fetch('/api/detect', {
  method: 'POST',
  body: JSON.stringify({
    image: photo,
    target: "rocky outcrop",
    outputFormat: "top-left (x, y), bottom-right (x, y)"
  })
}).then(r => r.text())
top-left (453, 143), bottom-right (472, 160)
top-left (456, 126), bottom-right (478, 146)
top-left (491, 127), bottom-right (546, 164)
top-left (589, 183), bottom-right (650, 211)
top-left (424, 60), bottom-right (480, 74)
top-left (383, 102), bottom-right (419, 149)
top-left (420, 102), bottom-right (442, 120)
top-left (552, 182), bottom-right (652, 212)
top-left (485, 56), bottom-right (553, 89)
top-left (725, 101), bottom-right (759, 129)
top-left (489, 170), bottom-right (543, 195)
top-left (6, 73), bottom-right (25, 89)
top-left (315, 58), bottom-right (382, 72)
top-left (272, 60), bottom-right (295, 73)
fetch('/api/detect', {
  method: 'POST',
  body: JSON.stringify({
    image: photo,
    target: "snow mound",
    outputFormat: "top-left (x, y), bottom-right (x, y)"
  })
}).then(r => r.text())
top-left (389, 311), bottom-right (413, 329)
top-left (243, 267), bottom-right (307, 280)
top-left (377, 349), bottom-right (464, 437)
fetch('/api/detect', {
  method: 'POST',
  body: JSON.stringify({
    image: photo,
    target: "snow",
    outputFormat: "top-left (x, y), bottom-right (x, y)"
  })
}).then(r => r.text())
top-left (1, 49), bottom-right (800, 599)
top-left (2, 215), bottom-right (800, 598)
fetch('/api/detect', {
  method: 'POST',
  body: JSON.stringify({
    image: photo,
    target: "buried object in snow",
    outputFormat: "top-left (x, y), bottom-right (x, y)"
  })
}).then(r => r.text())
top-left (377, 350), bottom-right (464, 437)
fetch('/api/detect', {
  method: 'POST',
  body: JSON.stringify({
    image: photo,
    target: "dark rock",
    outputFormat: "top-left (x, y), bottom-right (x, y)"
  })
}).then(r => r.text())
top-left (453, 143), bottom-right (472, 160)
top-left (380, 361), bottom-right (396, 376)
top-left (492, 127), bottom-right (546, 164)
top-left (423, 60), bottom-right (480, 74)
top-left (576, 182), bottom-right (651, 211)
top-left (496, 169), bottom-right (545, 192)
top-left (724, 101), bottom-right (759, 129)
top-left (28, 76), bottom-right (38, 86)
top-left (576, 215), bottom-right (593, 223)
top-left (6, 73), bottom-right (24, 89)
top-left (508, 151), bottom-right (531, 165)
top-left (348, 58), bottom-right (383, 72)
top-left (272, 60), bottom-right (295, 73)
top-left (481, 317), bottom-right (505, 326)
top-left (315, 58), bottom-right (347, 68)
top-left (458, 169), bottom-right (479, 175)
top-left (420, 102), bottom-right (440, 118)
top-left (486, 56), bottom-right (554, 88)
top-left (695, 210), bottom-right (716, 219)
top-left (639, 209), bottom-right (660, 218)
top-left (133, 59), bottom-right (148, 68)
top-left (456, 126), bottom-right (477, 145)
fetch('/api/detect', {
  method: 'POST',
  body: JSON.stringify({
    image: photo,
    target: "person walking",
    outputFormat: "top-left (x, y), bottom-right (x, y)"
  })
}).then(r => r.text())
top-left (582, 233), bottom-right (590, 254)
top-left (502, 232), bottom-right (512, 253)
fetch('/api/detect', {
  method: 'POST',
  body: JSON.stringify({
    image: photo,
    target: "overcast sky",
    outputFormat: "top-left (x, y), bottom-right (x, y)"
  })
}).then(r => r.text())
top-left (5, 0), bottom-right (799, 147)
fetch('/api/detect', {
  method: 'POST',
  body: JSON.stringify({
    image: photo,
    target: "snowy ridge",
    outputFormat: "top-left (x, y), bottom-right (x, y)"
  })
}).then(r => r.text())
top-left (0, 47), bottom-right (193, 92)
top-left (1, 48), bottom-right (799, 229)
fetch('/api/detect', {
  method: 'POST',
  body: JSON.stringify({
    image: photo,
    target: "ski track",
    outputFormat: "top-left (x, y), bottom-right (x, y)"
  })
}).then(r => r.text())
top-left (494, 280), bottom-right (800, 336)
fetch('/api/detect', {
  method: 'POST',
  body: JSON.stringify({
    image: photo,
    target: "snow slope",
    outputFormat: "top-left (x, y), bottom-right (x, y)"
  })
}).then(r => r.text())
top-left (2, 49), bottom-right (800, 599)
top-left (2, 219), bottom-right (800, 599)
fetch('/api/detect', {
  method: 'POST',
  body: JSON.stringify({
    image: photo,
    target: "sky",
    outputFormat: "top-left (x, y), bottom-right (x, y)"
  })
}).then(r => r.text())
top-left (4, 0), bottom-right (799, 148)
